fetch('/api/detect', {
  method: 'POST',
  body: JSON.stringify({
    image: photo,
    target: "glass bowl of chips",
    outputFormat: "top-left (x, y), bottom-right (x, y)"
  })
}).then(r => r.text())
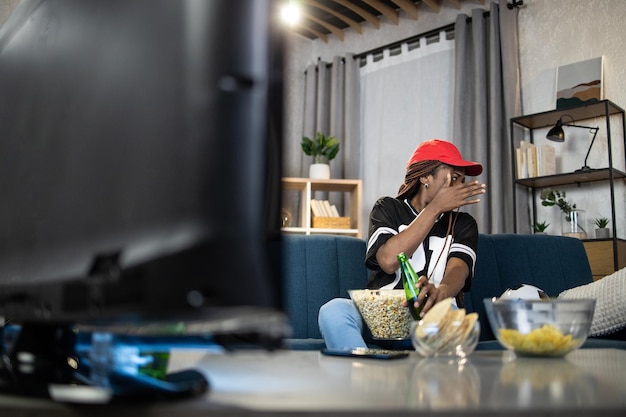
top-left (410, 298), bottom-right (480, 357)
top-left (483, 298), bottom-right (596, 357)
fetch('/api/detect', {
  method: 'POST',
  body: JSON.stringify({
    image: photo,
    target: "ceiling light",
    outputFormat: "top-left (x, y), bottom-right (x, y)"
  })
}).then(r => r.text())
top-left (280, 2), bottom-right (301, 27)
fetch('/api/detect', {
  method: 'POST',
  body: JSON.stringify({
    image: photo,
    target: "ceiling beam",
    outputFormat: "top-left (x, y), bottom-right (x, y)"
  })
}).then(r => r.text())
top-left (332, 0), bottom-right (380, 29)
top-left (421, 0), bottom-right (440, 13)
top-left (306, 0), bottom-right (362, 34)
top-left (302, 11), bottom-right (345, 41)
top-left (449, 0), bottom-right (462, 9)
top-left (389, 0), bottom-right (418, 20)
top-left (296, 24), bottom-right (329, 43)
top-left (362, 0), bottom-right (399, 25)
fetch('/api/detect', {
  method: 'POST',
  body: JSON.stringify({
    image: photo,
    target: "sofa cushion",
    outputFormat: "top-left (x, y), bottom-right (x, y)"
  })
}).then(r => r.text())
top-left (559, 267), bottom-right (626, 337)
top-left (281, 234), bottom-right (369, 340)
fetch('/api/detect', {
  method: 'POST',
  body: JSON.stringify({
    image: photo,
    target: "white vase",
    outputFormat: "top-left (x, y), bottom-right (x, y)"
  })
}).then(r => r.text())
top-left (309, 163), bottom-right (330, 179)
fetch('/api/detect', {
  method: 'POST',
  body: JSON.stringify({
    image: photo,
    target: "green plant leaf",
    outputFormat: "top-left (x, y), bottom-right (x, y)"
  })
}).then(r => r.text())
top-left (301, 131), bottom-right (341, 162)
top-left (594, 217), bottom-right (610, 228)
top-left (532, 221), bottom-right (550, 233)
top-left (301, 136), bottom-right (315, 156)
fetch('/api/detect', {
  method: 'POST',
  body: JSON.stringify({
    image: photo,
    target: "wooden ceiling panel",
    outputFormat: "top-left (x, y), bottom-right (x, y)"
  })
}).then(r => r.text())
top-left (290, 0), bottom-right (470, 42)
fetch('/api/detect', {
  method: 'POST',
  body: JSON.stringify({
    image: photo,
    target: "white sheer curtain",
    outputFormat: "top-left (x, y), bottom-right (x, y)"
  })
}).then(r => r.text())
top-left (359, 32), bottom-right (455, 238)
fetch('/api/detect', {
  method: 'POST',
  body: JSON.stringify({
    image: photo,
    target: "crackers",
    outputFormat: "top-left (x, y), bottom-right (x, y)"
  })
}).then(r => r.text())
top-left (414, 297), bottom-right (454, 340)
top-left (412, 297), bottom-right (479, 356)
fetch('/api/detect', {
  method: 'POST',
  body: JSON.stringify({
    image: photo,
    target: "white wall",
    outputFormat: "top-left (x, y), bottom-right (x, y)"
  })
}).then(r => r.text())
top-left (285, 0), bottom-right (626, 238)
top-left (519, 0), bottom-right (626, 115)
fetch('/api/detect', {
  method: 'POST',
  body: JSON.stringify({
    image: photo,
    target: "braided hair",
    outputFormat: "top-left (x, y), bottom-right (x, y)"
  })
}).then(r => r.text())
top-left (396, 160), bottom-right (442, 200)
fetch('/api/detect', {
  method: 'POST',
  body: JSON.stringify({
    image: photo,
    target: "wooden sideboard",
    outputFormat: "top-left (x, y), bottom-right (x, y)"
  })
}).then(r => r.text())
top-left (583, 238), bottom-right (626, 280)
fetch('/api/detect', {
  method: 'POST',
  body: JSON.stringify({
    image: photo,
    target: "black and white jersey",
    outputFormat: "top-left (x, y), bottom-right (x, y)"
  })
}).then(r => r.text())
top-left (365, 197), bottom-right (478, 292)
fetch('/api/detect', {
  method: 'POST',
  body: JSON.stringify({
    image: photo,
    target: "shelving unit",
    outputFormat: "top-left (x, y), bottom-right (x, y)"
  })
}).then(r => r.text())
top-left (510, 100), bottom-right (626, 279)
top-left (281, 177), bottom-right (362, 238)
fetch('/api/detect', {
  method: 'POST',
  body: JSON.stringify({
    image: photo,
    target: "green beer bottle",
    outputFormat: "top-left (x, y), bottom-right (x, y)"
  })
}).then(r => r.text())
top-left (397, 252), bottom-right (422, 320)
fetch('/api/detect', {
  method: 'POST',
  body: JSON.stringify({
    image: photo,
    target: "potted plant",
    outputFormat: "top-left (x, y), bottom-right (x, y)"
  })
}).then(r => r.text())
top-left (540, 188), bottom-right (587, 239)
top-left (532, 221), bottom-right (549, 234)
top-left (594, 217), bottom-right (610, 239)
top-left (301, 132), bottom-right (340, 179)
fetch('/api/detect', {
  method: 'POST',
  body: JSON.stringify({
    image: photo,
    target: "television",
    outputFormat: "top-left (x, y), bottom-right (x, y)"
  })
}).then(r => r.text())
top-left (0, 0), bottom-right (286, 401)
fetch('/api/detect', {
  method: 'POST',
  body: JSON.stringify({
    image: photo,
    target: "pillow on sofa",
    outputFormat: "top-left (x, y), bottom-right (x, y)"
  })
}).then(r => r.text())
top-left (559, 267), bottom-right (626, 337)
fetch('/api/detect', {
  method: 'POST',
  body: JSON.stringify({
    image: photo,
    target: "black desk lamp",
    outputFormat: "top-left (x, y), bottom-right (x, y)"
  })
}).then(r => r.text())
top-left (546, 115), bottom-right (600, 173)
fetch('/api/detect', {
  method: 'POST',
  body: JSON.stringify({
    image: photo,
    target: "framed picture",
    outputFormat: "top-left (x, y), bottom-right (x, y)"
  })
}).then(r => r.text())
top-left (555, 56), bottom-right (603, 109)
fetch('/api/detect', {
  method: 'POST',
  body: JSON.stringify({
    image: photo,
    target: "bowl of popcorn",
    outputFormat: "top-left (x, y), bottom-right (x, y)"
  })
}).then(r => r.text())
top-left (349, 289), bottom-right (413, 340)
top-left (483, 298), bottom-right (596, 357)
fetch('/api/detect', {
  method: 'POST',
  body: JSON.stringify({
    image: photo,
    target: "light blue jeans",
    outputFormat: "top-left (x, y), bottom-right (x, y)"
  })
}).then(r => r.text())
top-left (318, 298), bottom-right (414, 350)
top-left (318, 298), bottom-right (367, 349)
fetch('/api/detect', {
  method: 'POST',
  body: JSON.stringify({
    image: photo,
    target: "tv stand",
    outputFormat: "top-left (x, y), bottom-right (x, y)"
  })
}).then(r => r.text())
top-left (0, 322), bottom-right (209, 403)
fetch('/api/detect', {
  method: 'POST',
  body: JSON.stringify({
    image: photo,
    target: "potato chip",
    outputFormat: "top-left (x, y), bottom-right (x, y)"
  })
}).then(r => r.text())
top-left (498, 324), bottom-right (580, 356)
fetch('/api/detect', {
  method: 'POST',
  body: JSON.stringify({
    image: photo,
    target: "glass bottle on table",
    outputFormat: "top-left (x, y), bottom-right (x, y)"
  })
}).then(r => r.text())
top-left (397, 252), bottom-right (423, 320)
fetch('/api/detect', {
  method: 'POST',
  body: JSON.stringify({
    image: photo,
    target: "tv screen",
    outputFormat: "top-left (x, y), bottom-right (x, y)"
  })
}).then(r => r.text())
top-left (0, 0), bottom-right (285, 336)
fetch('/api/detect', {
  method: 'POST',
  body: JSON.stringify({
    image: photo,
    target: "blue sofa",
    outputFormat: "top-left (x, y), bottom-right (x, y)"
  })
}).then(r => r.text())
top-left (281, 233), bottom-right (622, 350)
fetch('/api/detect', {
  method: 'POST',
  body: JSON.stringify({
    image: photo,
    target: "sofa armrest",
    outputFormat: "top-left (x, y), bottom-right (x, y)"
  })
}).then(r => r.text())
top-left (281, 235), bottom-right (369, 340)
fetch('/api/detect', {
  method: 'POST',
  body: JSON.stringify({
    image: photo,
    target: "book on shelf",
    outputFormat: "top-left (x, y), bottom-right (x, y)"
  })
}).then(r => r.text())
top-left (540, 144), bottom-right (556, 176)
top-left (310, 199), bottom-right (333, 217)
top-left (516, 141), bottom-right (532, 179)
top-left (310, 199), bottom-right (351, 229)
top-left (322, 200), bottom-right (334, 217)
top-left (526, 144), bottom-right (538, 178)
top-left (310, 199), bottom-right (323, 217)
top-left (516, 141), bottom-right (556, 178)
top-left (515, 147), bottom-right (527, 179)
top-left (311, 199), bottom-right (342, 218)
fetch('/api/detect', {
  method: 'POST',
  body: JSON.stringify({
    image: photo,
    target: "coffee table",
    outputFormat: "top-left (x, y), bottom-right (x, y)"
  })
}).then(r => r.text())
top-left (165, 347), bottom-right (626, 415)
top-left (0, 348), bottom-right (625, 415)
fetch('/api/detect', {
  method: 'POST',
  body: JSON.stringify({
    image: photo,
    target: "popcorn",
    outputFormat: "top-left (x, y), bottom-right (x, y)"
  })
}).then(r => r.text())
top-left (349, 290), bottom-right (413, 339)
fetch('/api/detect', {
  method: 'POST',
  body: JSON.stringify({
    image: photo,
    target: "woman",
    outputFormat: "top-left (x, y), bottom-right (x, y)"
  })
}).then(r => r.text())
top-left (318, 139), bottom-right (487, 349)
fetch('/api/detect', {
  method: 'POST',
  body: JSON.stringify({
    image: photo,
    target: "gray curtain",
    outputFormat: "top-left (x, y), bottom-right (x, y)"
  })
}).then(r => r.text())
top-left (301, 54), bottom-right (361, 180)
top-left (453, 0), bottom-right (524, 234)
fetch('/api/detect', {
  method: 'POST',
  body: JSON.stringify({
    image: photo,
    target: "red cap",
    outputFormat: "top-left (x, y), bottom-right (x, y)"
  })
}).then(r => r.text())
top-left (407, 139), bottom-right (483, 176)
